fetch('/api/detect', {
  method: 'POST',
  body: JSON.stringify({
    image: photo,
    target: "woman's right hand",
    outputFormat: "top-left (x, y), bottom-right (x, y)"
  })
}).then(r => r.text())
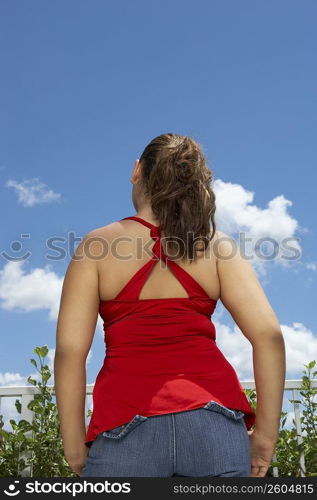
top-left (65, 443), bottom-right (89, 477)
top-left (248, 428), bottom-right (277, 477)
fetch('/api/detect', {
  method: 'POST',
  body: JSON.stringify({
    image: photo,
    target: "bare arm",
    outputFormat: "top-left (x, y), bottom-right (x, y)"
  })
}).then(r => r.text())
top-left (214, 231), bottom-right (286, 475)
top-left (54, 231), bottom-right (100, 472)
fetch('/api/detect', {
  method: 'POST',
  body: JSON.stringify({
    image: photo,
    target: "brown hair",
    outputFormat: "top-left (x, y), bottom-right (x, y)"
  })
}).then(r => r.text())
top-left (139, 133), bottom-right (216, 262)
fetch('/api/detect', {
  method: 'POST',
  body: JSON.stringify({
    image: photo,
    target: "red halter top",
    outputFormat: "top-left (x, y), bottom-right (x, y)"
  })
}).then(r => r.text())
top-left (85, 216), bottom-right (256, 446)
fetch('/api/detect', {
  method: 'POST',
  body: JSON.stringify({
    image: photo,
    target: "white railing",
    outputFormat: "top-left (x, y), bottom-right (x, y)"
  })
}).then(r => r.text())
top-left (0, 379), bottom-right (315, 477)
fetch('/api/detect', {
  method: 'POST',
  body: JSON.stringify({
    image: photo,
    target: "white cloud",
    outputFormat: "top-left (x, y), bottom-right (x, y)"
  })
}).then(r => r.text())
top-left (0, 260), bottom-right (105, 333)
top-left (0, 372), bottom-right (26, 386)
top-left (0, 260), bottom-right (63, 320)
top-left (213, 319), bottom-right (317, 380)
top-left (214, 320), bottom-right (254, 380)
top-left (6, 177), bottom-right (61, 207)
top-left (213, 179), bottom-right (301, 273)
top-left (281, 322), bottom-right (317, 376)
top-left (306, 262), bottom-right (316, 271)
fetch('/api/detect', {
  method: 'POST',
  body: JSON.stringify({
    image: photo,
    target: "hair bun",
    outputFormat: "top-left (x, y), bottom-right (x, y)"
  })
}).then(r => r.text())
top-left (174, 160), bottom-right (197, 184)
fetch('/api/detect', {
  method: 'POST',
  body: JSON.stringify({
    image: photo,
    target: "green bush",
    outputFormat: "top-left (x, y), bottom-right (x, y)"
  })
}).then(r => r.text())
top-left (268, 361), bottom-right (317, 477)
top-left (0, 346), bottom-right (78, 477)
top-left (245, 360), bottom-right (317, 477)
top-left (0, 346), bottom-right (316, 477)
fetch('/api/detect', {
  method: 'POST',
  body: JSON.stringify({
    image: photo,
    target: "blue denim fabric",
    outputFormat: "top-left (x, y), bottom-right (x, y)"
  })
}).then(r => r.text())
top-left (82, 401), bottom-right (251, 477)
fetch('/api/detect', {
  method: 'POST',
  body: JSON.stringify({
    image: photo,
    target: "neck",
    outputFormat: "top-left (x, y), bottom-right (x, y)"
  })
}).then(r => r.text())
top-left (134, 207), bottom-right (160, 226)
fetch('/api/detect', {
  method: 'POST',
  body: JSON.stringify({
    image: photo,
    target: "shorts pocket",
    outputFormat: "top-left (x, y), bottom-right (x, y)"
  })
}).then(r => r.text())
top-left (203, 400), bottom-right (245, 421)
top-left (101, 414), bottom-right (148, 439)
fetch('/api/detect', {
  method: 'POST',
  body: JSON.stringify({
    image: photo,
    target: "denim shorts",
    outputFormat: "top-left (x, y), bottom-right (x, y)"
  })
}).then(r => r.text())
top-left (82, 401), bottom-right (251, 477)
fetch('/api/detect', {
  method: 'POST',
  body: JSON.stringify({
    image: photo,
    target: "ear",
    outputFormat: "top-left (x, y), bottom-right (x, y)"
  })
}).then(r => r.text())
top-left (131, 158), bottom-right (141, 183)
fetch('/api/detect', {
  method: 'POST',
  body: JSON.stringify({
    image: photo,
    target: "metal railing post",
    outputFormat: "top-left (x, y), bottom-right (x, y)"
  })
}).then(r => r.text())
top-left (18, 394), bottom-right (35, 477)
top-left (293, 388), bottom-right (306, 477)
top-left (272, 452), bottom-right (279, 477)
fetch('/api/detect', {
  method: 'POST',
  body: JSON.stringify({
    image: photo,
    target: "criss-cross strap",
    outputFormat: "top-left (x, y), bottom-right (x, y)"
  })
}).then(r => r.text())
top-left (113, 216), bottom-right (211, 301)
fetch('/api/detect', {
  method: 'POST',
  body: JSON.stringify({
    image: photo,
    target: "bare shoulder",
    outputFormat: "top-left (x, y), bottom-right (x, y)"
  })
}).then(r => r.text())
top-left (212, 228), bottom-right (259, 291)
top-left (86, 221), bottom-right (122, 239)
top-left (210, 230), bottom-right (240, 261)
top-left (73, 221), bottom-right (122, 261)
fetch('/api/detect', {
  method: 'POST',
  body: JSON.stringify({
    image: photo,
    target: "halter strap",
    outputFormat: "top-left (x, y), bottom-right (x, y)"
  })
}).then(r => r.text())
top-left (113, 216), bottom-right (211, 301)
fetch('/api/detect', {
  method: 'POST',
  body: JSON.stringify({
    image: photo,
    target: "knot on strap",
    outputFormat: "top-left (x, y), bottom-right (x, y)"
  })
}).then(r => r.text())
top-left (150, 225), bottom-right (164, 259)
top-left (150, 226), bottom-right (161, 239)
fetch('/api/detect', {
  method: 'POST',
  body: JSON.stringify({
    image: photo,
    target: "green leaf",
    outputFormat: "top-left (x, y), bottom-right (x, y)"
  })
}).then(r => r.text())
top-left (34, 345), bottom-right (49, 359)
top-left (27, 376), bottom-right (37, 386)
top-left (15, 399), bottom-right (22, 414)
top-left (30, 358), bottom-right (37, 369)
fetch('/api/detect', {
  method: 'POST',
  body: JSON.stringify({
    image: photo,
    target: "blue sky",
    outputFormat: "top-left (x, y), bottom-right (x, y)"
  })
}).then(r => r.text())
top-left (0, 0), bottom-right (316, 428)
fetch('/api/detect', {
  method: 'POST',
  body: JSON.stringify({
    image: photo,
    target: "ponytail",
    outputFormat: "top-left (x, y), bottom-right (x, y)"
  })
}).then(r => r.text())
top-left (139, 133), bottom-right (216, 262)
